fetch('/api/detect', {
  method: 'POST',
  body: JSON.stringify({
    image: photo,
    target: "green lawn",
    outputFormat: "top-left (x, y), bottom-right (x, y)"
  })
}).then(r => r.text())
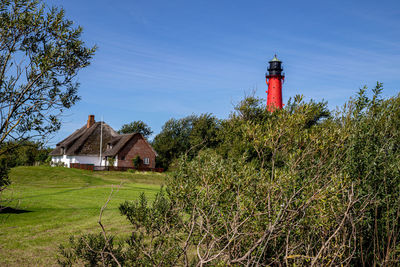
top-left (0, 166), bottom-right (165, 266)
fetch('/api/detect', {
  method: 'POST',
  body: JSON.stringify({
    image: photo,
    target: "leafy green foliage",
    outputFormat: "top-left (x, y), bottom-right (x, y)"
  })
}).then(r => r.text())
top-left (341, 83), bottom-right (400, 264)
top-left (0, 141), bottom-right (51, 167)
top-left (217, 95), bottom-right (330, 168)
top-left (58, 234), bottom-right (124, 267)
top-left (60, 84), bottom-right (400, 266)
top-left (0, 140), bottom-right (50, 196)
top-left (0, 158), bottom-right (10, 193)
top-left (107, 157), bottom-right (115, 167)
top-left (152, 113), bottom-right (220, 169)
top-left (58, 190), bottom-right (182, 266)
top-left (0, 141), bottom-right (51, 195)
top-left (118, 120), bottom-right (153, 138)
top-left (132, 155), bottom-right (141, 169)
top-left (119, 191), bottom-right (182, 265)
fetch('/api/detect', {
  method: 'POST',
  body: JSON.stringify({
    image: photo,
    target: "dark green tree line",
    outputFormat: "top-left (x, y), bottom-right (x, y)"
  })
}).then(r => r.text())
top-left (0, 141), bottom-right (51, 168)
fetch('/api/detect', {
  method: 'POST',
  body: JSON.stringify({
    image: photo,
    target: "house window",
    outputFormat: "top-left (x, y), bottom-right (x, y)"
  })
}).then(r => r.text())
top-left (144, 158), bottom-right (150, 165)
top-left (121, 156), bottom-right (125, 160)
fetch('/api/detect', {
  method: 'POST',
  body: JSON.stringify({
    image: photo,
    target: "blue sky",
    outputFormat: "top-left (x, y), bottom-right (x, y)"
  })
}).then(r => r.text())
top-left (46, 0), bottom-right (400, 145)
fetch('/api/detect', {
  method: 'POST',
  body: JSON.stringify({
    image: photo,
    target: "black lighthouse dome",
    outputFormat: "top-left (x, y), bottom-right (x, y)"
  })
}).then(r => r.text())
top-left (266, 54), bottom-right (283, 77)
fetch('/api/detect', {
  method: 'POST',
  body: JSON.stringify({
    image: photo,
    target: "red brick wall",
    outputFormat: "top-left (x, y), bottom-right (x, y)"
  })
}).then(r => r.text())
top-left (117, 134), bottom-right (156, 168)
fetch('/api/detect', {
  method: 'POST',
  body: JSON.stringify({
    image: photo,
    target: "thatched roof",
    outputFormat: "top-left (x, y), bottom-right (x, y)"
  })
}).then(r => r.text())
top-left (103, 133), bottom-right (158, 157)
top-left (49, 122), bottom-right (118, 156)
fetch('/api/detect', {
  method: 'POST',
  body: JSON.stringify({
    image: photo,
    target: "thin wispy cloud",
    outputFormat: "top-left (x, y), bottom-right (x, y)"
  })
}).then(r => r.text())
top-left (45, 0), bottom-right (400, 143)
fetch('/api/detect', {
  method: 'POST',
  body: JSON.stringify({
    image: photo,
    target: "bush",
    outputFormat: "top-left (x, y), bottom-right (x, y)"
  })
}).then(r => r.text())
top-left (132, 156), bottom-right (141, 169)
top-left (107, 157), bottom-right (115, 167)
top-left (59, 85), bottom-right (400, 266)
top-left (58, 234), bottom-right (124, 267)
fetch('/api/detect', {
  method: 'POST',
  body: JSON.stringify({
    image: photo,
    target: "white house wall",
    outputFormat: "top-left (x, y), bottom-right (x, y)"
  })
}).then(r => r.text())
top-left (51, 155), bottom-right (106, 168)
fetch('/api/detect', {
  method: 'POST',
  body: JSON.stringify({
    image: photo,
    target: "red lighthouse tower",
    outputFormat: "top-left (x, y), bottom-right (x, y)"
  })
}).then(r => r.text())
top-left (266, 55), bottom-right (285, 111)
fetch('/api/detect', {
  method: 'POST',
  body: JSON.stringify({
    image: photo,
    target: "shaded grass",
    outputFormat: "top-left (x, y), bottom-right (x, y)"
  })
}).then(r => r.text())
top-left (0, 166), bottom-right (164, 266)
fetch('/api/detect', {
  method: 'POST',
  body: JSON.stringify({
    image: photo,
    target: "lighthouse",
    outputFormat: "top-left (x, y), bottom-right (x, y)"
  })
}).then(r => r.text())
top-left (266, 55), bottom-right (285, 111)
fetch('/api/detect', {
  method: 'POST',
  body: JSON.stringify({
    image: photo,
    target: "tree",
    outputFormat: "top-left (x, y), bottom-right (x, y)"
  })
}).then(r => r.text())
top-left (152, 114), bottom-right (220, 169)
top-left (0, 0), bottom-right (96, 192)
top-left (189, 113), bottom-right (221, 153)
top-left (217, 95), bottom-right (329, 165)
top-left (118, 120), bottom-right (153, 138)
top-left (152, 116), bottom-right (193, 169)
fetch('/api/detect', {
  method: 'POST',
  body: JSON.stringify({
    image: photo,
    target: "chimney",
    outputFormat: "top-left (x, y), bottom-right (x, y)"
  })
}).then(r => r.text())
top-left (87, 115), bottom-right (95, 128)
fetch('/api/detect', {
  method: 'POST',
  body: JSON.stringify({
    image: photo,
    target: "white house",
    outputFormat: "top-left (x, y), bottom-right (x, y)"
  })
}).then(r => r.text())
top-left (50, 115), bottom-right (117, 167)
top-left (50, 115), bottom-right (158, 169)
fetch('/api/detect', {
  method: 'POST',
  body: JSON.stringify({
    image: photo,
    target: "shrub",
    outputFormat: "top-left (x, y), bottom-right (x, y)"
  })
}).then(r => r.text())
top-left (132, 156), bottom-right (141, 169)
top-left (59, 85), bottom-right (400, 266)
top-left (107, 157), bottom-right (115, 167)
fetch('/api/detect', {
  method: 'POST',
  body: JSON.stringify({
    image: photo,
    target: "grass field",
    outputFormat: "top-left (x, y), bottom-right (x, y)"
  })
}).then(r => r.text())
top-left (0, 166), bottom-right (165, 266)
